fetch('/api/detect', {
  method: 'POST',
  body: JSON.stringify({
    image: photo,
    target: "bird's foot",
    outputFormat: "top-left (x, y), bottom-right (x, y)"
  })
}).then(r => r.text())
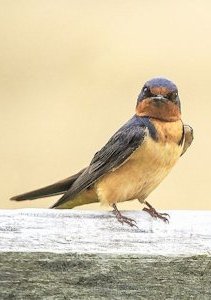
top-left (112, 204), bottom-right (138, 228)
top-left (143, 201), bottom-right (170, 223)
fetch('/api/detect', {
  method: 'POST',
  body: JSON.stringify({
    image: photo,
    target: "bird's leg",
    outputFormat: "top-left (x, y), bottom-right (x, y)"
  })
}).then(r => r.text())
top-left (112, 204), bottom-right (138, 228)
top-left (143, 201), bottom-right (170, 223)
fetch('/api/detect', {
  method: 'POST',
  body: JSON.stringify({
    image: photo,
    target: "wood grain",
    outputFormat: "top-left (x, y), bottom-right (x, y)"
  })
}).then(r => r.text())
top-left (0, 210), bottom-right (211, 299)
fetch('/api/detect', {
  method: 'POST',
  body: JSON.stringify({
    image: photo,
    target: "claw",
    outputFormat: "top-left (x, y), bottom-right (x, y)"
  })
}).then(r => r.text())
top-left (143, 201), bottom-right (170, 223)
top-left (112, 204), bottom-right (138, 228)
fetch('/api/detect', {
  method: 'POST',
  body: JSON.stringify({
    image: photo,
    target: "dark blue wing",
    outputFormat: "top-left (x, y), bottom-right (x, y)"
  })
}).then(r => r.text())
top-left (52, 116), bottom-right (154, 208)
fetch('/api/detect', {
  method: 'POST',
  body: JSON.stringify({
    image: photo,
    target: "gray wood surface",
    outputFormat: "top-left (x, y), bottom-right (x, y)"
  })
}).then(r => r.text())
top-left (0, 209), bottom-right (211, 299)
top-left (0, 209), bottom-right (211, 255)
top-left (0, 252), bottom-right (211, 300)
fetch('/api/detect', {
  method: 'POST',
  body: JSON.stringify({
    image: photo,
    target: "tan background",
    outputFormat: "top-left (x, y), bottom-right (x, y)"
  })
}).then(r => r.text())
top-left (1, 0), bottom-right (210, 210)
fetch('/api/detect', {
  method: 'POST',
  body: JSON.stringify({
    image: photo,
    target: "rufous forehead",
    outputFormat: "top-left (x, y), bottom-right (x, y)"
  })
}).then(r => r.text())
top-left (150, 86), bottom-right (171, 95)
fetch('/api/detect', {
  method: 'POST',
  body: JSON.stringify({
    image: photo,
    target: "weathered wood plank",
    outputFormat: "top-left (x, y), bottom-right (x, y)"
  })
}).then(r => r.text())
top-left (0, 253), bottom-right (211, 299)
top-left (0, 210), bottom-right (211, 299)
top-left (0, 209), bottom-right (211, 255)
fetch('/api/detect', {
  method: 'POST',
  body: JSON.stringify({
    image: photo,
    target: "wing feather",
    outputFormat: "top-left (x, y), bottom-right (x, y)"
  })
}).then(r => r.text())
top-left (52, 119), bottom-right (147, 208)
top-left (181, 125), bottom-right (193, 156)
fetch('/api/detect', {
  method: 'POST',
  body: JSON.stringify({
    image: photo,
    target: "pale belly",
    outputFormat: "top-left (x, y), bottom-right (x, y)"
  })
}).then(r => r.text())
top-left (95, 137), bottom-right (183, 205)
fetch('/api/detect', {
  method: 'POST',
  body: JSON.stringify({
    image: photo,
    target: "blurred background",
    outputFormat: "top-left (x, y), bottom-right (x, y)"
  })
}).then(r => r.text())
top-left (1, 0), bottom-right (210, 210)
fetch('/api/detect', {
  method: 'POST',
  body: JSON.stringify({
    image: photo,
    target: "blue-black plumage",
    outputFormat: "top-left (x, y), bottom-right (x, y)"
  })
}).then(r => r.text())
top-left (11, 77), bottom-right (193, 226)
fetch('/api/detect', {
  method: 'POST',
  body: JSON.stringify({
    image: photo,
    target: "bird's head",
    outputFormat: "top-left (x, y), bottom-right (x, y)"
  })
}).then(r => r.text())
top-left (136, 77), bottom-right (181, 122)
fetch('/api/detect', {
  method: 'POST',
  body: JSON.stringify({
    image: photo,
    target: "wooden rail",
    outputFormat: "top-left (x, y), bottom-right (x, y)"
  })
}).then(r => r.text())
top-left (0, 209), bottom-right (210, 299)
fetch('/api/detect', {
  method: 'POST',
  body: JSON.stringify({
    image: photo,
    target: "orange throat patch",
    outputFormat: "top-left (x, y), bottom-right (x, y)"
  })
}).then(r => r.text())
top-left (136, 99), bottom-right (181, 122)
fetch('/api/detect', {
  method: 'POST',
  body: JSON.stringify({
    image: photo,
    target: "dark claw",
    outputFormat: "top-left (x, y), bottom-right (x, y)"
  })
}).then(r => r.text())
top-left (121, 215), bottom-right (137, 223)
top-left (143, 207), bottom-right (170, 223)
top-left (119, 217), bottom-right (138, 228)
top-left (112, 204), bottom-right (138, 228)
top-left (160, 212), bottom-right (170, 218)
top-left (112, 210), bottom-right (138, 228)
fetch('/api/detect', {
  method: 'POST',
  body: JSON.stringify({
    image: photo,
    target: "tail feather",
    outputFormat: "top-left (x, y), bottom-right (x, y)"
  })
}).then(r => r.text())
top-left (10, 168), bottom-right (86, 201)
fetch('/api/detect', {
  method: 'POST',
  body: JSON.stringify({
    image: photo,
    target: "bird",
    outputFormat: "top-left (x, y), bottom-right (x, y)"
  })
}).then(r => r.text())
top-left (11, 77), bottom-right (193, 227)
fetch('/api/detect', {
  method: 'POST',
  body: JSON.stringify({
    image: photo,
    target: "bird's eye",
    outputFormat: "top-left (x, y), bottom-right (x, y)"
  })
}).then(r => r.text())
top-left (173, 91), bottom-right (178, 99)
top-left (143, 87), bottom-right (148, 93)
top-left (169, 91), bottom-right (178, 101)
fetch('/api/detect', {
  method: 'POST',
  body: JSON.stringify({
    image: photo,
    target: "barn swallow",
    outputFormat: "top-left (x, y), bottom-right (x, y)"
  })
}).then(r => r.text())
top-left (11, 77), bottom-right (193, 227)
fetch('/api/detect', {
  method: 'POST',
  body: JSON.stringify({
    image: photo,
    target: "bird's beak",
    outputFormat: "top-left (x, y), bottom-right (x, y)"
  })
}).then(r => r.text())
top-left (152, 95), bottom-right (168, 103)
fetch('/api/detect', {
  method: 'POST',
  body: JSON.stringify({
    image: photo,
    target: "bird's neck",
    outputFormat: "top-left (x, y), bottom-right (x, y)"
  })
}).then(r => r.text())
top-left (135, 99), bottom-right (181, 122)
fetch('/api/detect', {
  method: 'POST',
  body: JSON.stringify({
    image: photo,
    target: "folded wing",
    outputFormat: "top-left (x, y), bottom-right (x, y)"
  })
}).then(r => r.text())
top-left (52, 119), bottom-right (147, 208)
